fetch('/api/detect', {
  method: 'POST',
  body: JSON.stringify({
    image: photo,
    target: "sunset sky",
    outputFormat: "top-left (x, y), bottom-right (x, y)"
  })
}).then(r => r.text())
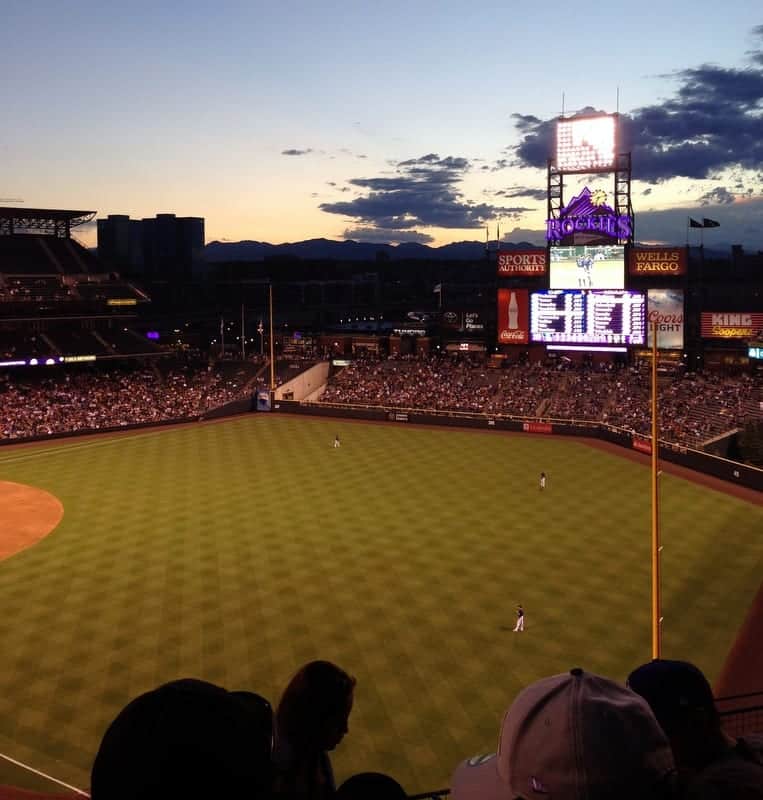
top-left (2, 2), bottom-right (762, 250)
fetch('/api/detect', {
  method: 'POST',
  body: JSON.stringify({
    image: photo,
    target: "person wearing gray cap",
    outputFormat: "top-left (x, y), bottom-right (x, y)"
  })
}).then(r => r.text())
top-left (451, 667), bottom-right (675, 800)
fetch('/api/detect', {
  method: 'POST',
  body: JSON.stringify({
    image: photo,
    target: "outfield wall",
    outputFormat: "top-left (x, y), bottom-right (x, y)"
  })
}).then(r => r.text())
top-left (0, 415), bottom-right (199, 447)
top-left (273, 400), bottom-right (763, 492)
top-left (2, 398), bottom-right (760, 491)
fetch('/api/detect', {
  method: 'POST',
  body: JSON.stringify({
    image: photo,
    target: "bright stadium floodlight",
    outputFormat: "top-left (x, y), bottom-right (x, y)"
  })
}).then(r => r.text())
top-left (556, 114), bottom-right (616, 173)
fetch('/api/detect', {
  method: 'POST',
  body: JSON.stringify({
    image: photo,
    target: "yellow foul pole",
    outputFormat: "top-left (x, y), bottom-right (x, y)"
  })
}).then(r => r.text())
top-left (269, 284), bottom-right (275, 391)
top-left (651, 320), bottom-right (661, 658)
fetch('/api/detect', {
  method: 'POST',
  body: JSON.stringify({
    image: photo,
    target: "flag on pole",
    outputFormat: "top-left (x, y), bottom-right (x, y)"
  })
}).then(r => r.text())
top-left (689, 218), bottom-right (703, 228)
top-left (702, 218), bottom-right (720, 228)
top-left (433, 283), bottom-right (442, 294)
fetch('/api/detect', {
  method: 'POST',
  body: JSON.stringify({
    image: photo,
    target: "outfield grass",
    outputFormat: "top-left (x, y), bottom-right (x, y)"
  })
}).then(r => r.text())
top-left (0, 415), bottom-right (760, 794)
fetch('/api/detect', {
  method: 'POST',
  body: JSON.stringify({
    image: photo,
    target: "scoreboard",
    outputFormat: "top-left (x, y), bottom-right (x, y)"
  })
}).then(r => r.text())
top-left (531, 290), bottom-right (645, 346)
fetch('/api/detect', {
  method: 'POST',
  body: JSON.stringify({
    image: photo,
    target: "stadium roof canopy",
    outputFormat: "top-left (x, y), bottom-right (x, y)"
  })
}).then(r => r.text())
top-left (0, 207), bottom-right (96, 237)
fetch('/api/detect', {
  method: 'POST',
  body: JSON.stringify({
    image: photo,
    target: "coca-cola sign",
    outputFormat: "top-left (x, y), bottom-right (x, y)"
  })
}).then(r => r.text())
top-left (647, 289), bottom-right (684, 349)
top-left (497, 289), bottom-right (529, 344)
top-left (497, 249), bottom-right (547, 276)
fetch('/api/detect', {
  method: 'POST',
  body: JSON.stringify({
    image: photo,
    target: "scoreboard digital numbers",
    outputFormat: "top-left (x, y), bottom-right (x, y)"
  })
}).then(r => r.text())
top-left (530, 290), bottom-right (645, 346)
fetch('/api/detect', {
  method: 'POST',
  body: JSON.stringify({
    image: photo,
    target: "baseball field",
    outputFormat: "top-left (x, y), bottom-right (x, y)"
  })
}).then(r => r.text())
top-left (0, 414), bottom-right (761, 795)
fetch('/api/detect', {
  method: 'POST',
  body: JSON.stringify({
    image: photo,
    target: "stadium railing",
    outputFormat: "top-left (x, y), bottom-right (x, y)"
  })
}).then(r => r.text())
top-left (717, 692), bottom-right (763, 738)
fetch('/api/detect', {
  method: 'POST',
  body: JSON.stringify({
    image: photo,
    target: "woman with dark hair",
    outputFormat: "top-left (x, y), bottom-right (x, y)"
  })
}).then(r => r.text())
top-left (274, 660), bottom-right (356, 800)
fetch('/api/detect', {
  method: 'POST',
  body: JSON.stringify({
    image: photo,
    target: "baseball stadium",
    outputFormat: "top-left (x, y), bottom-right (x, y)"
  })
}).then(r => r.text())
top-left (0, 114), bottom-right (762, 799)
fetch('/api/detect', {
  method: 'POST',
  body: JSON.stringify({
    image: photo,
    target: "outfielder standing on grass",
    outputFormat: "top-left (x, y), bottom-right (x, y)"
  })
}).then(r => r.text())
top-left (513, 604), bottom-right (524, 632)
top-left (539, 472), bottom-right (546, 490)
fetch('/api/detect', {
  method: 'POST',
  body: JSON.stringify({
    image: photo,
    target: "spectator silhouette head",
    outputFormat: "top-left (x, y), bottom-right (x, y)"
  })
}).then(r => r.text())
top-left (451, 668), bottom-right (674, 800)
top-left (276, 660), bottom-right (356, 755)
top-left (627, 659), bottom-right (744, 770)
top-left (336, 772), bottom-right (407, 800)
top-left (91, 677), bottom-right (273, 800)
top-left (273, 660), bottom-right (355, 799)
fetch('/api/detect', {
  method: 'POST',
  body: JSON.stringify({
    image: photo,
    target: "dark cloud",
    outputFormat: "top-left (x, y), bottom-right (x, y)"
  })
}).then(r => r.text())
top-left (281, 148), bottom-right (312, 156)
top-left (498, 186), bottom-right (547, 201)
top-left (698, 186), bottom-right (735, 205)
top-left (510, 28), bottom-right (763, 183)
top-left (636, 197), bottom-right (763, 248)
top-left (343, 226), bottom-right (434, 245)
top-left (642, 187), bottom-right (653, 196)
top-left (481, 158), bottom-right (510, 172)
top-left (321, 153), bottom-right (528, 230)
top-left (746, 25), bottom-right (763, 66)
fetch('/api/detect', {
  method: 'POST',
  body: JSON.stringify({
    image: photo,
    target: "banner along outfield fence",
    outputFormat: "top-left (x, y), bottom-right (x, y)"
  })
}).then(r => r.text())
top-left (274, 400), bottom-right (763, 492)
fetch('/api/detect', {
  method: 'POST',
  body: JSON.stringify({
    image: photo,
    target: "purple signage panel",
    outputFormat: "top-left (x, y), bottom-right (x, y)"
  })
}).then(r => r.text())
top-left (546, 187), bottom-right (632, 241)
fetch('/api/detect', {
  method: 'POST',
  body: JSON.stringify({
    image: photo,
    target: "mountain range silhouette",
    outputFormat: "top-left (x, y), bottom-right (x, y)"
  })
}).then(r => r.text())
top-left (204, 238), bottom-right (542, 262)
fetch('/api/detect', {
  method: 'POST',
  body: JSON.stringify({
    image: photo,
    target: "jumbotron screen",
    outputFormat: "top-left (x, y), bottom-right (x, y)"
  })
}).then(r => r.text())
top-left (556, 114), bottom-right (616, 173)
top-left (549, 245), bottom-right (625, 289)
top-left (531, 290), bottom-right (645, 346)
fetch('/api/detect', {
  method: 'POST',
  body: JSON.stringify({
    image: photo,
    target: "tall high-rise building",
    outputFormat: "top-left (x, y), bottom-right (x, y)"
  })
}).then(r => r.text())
top-left (97, 213), bottom-right (205, 280)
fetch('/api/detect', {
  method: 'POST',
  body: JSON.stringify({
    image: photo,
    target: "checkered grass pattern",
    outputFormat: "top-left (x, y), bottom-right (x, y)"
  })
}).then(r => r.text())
top-left (0, 416), bottom-right (760, 793)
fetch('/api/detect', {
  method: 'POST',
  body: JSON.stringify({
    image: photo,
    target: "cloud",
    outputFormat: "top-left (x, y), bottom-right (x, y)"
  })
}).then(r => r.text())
top-left (698, 186), bottom-right (735, 205)
top-left (343, 226), bottom-right (434, 245)
top-left (281, 148), bottom-right (313, 156)
top-left (746, 25), bottom-right (763, 66)
top-left (497, 186), bottom-right (547, 201)
top-left (321, 153), bottom-right (528, 230)
top-left (510, 27), bottom-right (763, 183)
top-left (635, 196), bottom-right (763, 249)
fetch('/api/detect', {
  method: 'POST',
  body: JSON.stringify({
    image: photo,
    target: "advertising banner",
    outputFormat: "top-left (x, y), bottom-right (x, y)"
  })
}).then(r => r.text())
top-left (632, 437), bottom-right (652, 454)
top-left (497, 249), bottom-right (547, 277)
top-left (647, 289), bottom-right (684, 349)
top-left (523, 422), bottom-right (553, 434)
top-left (497, 288), bottom-right (529, 344)
top-left (701, 313), bottom-right (763, 339)
top-left (629, 247), bottom-right (687, 276)
top-left (464, 311), bottom-right (485, 332)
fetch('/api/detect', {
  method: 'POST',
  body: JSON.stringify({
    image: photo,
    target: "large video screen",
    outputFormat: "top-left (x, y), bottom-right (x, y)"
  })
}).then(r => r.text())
top-left (556, 115), bottom-right (616, 173)
top-left (550, 245), bottom-right (625, 289)
top-left (531, 290), bottom-right (645, 346)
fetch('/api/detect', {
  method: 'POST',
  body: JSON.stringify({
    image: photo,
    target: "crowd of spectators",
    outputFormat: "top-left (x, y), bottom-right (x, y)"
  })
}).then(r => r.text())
top-left (3, 658), bottom-right (760, 800)
top-left (320, 355), bottom-right (494, 413)
top-left (0, 363), bottom-right (253, 440)
top-left (1, 354), bottom-right (760, 447)
top-left (320, 355), bottom-right (762, 447)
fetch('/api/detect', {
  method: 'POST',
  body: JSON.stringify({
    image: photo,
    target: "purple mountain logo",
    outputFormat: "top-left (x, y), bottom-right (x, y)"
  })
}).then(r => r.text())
top-left (562, 187), bottom-right (614, 217)
top-left (546, 186), bottom-right (631, 241)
